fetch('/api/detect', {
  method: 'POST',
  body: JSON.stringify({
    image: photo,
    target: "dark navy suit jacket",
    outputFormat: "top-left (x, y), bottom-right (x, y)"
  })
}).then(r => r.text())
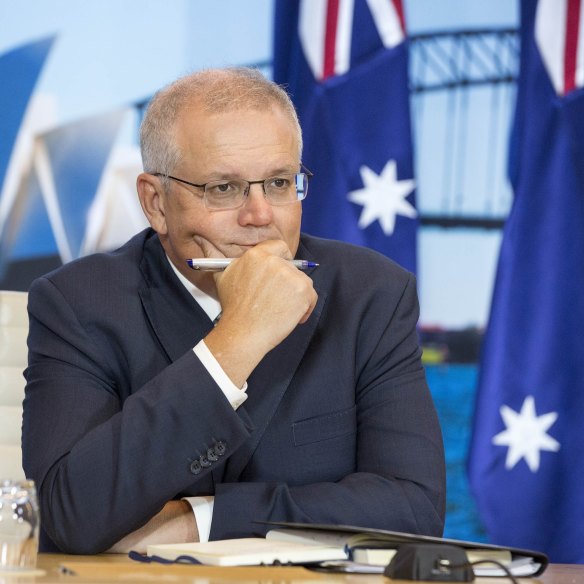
top-left (23, 229), bottom-right (445, 554)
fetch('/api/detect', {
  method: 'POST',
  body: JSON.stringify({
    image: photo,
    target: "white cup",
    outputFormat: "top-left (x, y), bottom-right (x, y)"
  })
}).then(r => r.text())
top-left (0, 480), bottom-right (39, 571)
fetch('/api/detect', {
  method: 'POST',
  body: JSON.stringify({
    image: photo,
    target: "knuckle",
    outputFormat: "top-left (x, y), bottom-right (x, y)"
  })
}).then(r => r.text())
top-left (295, 276), bottom-right (313, 297)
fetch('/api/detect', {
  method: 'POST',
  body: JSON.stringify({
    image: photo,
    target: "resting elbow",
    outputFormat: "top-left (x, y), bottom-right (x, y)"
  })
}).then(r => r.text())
top-left (42, 520), bottom-right (114, 555)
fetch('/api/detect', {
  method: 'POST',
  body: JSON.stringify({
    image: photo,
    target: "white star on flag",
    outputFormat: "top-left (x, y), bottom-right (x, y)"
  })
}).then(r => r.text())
top-left (492, 395), bottom-right (560, 472)
top-left (347, 159), bottom-right (417, 235)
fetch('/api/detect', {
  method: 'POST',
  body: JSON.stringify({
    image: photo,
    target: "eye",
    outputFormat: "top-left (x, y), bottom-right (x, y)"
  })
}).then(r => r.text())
top-left (207, 181), bottom-right (242, 196)
top-left (267, 176), bottom-right (292, 190)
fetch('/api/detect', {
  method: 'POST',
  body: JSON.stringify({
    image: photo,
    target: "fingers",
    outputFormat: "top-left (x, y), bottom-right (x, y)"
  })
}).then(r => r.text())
top-left (203, 239), bottom-right (318, 381)
top-left (193, 235), bottom-right (315, 327)
top-left (250, 239), bottom-right (293, 261)
top-left (298, 285), bottom-right (319, 324)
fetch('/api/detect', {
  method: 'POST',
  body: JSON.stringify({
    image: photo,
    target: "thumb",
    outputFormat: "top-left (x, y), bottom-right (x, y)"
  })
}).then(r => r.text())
top-left (193, 236), bottom-right (225, 259)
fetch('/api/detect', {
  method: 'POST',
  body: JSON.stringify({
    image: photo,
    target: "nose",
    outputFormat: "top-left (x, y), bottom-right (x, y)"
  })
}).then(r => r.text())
top-left (237, 183), bottom-right (273, 226)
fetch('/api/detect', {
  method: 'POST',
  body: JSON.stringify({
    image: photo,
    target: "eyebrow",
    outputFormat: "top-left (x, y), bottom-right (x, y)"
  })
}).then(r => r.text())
top-left (206, 166), bottom-right (301, 181)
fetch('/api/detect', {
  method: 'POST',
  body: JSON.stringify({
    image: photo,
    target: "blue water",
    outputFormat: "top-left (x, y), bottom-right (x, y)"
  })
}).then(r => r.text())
top-left (425, 364), bottom-right (488, 542)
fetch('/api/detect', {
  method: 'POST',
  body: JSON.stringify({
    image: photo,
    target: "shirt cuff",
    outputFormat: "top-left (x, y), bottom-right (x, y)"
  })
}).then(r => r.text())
top-left (183, 496), bottom-right (214, 543)
top-left (193, 340), bottom-right (248, 409)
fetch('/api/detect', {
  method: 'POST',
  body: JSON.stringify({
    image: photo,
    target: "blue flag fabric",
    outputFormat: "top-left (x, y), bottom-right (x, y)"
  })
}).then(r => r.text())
top-left (273, 0), bottom-right (417, 273)
top-left (468, 0), bottom-right (584, 563)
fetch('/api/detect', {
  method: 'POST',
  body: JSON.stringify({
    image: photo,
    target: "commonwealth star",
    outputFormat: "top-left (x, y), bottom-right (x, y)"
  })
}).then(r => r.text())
top-left (347, 159), bottom-right (417, 235)
top-left (492, 395), bottom-right (560, 472)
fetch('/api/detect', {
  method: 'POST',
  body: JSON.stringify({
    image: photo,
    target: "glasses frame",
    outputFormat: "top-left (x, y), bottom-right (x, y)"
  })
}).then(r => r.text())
top-left (151, 165), bottom-right (313, 210)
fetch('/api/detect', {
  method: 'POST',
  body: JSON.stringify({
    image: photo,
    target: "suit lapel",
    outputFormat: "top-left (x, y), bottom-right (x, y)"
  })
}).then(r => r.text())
top-left (138, 233), bottom-right (220, 493)
top-left (138, 232), bottom-right (214, 362)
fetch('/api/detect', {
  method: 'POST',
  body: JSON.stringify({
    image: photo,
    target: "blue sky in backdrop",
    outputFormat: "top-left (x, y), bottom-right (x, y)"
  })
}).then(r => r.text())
top-left (0, 0), bottom-right (518, 328)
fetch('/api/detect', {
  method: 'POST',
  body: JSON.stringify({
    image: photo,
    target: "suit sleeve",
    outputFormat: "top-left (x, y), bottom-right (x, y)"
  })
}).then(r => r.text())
top-left (209, 273), bottom-right (446, 539)
top-left (22, 276), bottom-right (251, 554)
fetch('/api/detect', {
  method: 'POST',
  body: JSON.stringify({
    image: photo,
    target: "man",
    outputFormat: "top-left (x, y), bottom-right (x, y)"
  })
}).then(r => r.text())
top-left (22, 68), bottom-right (445, 554)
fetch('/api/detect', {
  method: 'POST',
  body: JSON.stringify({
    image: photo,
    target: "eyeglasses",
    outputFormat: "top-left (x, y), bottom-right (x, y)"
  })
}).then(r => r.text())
top-left (152, 166), bottom-right (313, 211)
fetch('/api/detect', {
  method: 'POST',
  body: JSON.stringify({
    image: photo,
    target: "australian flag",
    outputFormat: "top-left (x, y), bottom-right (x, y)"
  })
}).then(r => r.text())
top-left (273, 0), bottom-right (418, 273)
top-left (468, 0), bottom-right (584, 562)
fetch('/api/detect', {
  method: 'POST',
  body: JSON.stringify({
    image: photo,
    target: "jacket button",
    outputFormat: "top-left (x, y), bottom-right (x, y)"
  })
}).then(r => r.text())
top-left (199, 455), bottom-right (212, 468)
top-left (214, 441), bottom-right (226, 456)
top-left (190, 460), bottom-right (202, 475)
top-left (207, 448), bottom-right (219, 462)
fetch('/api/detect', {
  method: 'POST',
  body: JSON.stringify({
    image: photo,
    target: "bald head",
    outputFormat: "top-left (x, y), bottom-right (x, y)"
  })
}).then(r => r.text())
top-left (140, 68), bottom-right (303, 178)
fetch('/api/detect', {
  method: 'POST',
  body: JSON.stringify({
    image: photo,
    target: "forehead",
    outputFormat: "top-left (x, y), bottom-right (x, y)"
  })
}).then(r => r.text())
top-left (174, 105), bottom-right (300, 173)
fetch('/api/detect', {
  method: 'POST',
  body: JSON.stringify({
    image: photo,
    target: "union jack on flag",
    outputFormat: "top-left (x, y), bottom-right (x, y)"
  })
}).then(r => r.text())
top-left (273, 0), bottom-right (418, 273)
top-left (535, 0), bottom-right (584, 95)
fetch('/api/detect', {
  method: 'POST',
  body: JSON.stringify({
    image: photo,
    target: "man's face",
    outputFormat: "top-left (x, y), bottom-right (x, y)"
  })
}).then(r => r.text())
top-left (154, 105), bottom-right (303, 284)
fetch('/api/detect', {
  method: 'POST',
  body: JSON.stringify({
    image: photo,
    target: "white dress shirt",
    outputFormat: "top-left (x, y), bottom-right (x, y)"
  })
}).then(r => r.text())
top-left (167, 257), bottom-right (248, 541)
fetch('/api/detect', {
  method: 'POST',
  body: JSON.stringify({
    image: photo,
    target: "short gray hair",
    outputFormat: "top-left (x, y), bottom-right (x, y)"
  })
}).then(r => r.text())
top-left (140, 67), bottom-right (303, 179)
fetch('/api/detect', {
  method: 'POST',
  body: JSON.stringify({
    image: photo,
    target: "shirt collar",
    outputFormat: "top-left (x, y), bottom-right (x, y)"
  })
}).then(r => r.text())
top-left (166, 255), bottom-right (222, 322)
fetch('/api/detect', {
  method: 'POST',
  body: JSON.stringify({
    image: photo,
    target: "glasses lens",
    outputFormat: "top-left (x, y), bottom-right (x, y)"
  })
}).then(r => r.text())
top-left (265, 173), bottom-right (308, 205)
top-left (204, 180), bottom-right (246, 209)
top-left (295, 173), bottom-right (308, 201)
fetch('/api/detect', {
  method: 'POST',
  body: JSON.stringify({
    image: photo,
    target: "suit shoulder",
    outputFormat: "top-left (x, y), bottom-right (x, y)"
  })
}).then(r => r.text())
top-left (299, 233), bottom-right (413, 285)
top-left (30, 229), bottom-right (152, 295)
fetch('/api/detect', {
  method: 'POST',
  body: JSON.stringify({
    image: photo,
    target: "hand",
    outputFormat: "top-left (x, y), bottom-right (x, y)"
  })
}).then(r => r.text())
top-left (107, 500), bottom-right (198, 554)
top-left (197, 238), bottom-right (318, 387)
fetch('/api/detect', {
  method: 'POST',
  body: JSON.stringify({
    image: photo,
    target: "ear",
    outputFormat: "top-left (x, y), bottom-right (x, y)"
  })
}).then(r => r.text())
top-left (137, 173), bottom-right (168, 235)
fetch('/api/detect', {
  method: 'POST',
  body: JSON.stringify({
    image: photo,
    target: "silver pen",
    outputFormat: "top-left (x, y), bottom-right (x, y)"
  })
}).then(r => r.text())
top-left (187, 258), bottom-right (319, 271)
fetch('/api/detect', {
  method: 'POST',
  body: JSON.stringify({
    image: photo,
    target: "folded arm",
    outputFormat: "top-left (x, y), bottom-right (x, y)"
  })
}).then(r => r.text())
top-left (23, 277), bottom-right (251, 554)
top-left (209, 272), bottom-right (445, 539)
